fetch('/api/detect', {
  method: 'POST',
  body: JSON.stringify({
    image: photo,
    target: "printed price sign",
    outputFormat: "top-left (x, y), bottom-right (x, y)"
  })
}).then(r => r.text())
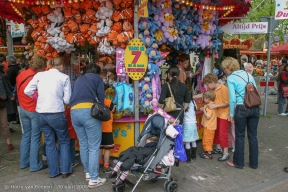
top-left (124, 38), bottom-right (148, 80)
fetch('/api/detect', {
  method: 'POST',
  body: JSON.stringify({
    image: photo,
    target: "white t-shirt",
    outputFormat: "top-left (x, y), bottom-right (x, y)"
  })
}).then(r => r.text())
top-left (184, 101), bottom-right (197, 124)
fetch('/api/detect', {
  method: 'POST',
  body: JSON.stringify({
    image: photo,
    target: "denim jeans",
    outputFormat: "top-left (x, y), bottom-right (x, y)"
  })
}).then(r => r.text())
top-left (71, 108), bottom-right (102, 180)
top-left (58, 139), bottom-right (76, 164)
top-left (233, 105), bottom-right (260, 168)
top-left (37, 112), bottom-right (72, 177)
top-left (19, 107), bottom-right (43, 171)
top-left (277, 92), bottom-right (288, 114)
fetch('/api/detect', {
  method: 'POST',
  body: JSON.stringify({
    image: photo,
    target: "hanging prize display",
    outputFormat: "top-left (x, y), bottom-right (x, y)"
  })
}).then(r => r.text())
top-left (124, 38), bottom-right (148, 81)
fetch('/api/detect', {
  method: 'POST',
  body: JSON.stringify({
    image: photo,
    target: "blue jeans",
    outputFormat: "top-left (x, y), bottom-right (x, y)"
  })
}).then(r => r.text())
top-left (71, 108), bottom-right (102, 180)
top-left (58, 139), bottom-right (76, 164)
top-left (233, 105), bottom-right (260, 168)
top-left (277, 92), bottom-right (288, 114)
top-left (37, 112), bottom-right (72, 177)
top-left (19, 107), bottom-right (43, 171)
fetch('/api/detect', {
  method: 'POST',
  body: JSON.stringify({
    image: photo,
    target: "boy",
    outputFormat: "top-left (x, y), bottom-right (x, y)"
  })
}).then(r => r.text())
top-left (99, 97), bottom-right (115, 173)
top-left (202, 73), bottom-right (230, 161)
top-left (199, 91), bottom-right (217, 159)
top-left (107, 136), bottom-right (159, 187)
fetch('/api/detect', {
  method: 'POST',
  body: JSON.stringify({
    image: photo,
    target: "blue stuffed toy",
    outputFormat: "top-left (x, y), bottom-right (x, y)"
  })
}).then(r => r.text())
top-left (146, 43), bottom-right (164, 62)
top-left (139, 30), bottom-right (155, 47)
top-left (147, 63), bottom-right (161, 79)
top-left (210, 38), bottom-right (222, 54)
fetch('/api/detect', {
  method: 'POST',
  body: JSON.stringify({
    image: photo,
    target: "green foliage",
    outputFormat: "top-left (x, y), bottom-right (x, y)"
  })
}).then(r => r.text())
top-left (223, 0), bottom-right (288, 43)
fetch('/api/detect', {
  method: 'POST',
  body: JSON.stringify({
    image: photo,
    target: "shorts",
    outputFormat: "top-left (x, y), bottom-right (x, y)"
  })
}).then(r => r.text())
top-left (183, 123), bottom-right (199, 142)
top-left (100, 132), bottom-right (114, 149)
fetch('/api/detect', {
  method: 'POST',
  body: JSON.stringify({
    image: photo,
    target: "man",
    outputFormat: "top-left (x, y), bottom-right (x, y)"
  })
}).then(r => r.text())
top-left (241, 58), bottom-right (247, 71)
top-left (275, 58), bottom-right (287, 104)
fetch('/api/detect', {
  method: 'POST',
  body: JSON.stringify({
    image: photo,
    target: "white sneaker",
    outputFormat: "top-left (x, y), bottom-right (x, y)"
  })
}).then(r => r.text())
top-left (278, 113), bottom-right (287, 116)
top-left (85, 173), bottom-right (90, 181)
top-left (88, 177), bottom-right (106, 188)
top-left (42, 155), bottom-right (47, 161)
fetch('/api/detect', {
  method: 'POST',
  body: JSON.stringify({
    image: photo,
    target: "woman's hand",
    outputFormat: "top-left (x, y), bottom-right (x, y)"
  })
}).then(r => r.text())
top-left (10, 95), bottom-right (15, 100)
top-left (208, 104), bottom-right (216, 109)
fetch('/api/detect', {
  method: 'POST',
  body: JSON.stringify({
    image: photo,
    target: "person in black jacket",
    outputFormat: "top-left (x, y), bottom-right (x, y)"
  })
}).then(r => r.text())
top-left (107, 136), bottom-right (159, 187)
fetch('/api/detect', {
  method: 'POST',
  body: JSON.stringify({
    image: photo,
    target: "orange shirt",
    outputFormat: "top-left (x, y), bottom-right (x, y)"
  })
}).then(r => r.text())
top-left (102, 98), bottom-right (113, 133)
top-left (213, 84), bottom-right (230, 121)
top-left (16, 68), bottom-right (36, 112)
top-left (201, 103), bottom-right (217, 130)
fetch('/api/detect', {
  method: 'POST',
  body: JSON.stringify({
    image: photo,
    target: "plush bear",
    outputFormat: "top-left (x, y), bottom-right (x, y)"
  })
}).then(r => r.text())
top-left (21, 25), bottom-right (34, 45)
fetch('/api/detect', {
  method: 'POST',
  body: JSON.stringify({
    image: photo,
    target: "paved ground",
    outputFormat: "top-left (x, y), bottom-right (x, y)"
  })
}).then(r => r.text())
top-left (1, 93), bottom-right (288, 192)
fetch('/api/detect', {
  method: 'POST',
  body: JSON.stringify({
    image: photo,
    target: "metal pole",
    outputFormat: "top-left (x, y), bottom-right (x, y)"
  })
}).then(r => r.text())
top-left (133, 4), bottom-right (140, 145)
top-left (263, 16), bottom-right (272, 116)
top-left (7, 25), bottom-right (14, 56)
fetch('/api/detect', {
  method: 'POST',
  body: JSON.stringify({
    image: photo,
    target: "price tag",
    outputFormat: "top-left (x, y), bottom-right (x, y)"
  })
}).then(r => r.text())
top-left (124, 38), bottom-right (148, 80)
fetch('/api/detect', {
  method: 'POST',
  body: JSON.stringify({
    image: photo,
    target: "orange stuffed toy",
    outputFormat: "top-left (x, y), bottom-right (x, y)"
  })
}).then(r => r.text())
top-left (120, 0), bottom-right (133, 8)
top-left (71, 9), bottom-right (81, 23)
top-left (80, 0), bottom-right (93, 10)
top-left (80, 24), bottom-right (90, 38)
top-left (32, 6), bottom-right (42, 16)
top-left (88, 23), bottom-right (98, 35)
top-left (82, 9), bottom-right (96, 23)
top-left (111, 22), bottom-right (122, 32)
top-left (41, 5), bottom-right (51, 15)
top-left (67, 20), bottom-right (79, 33)
top-left (31, 31), bottom-right (40, 41)
top-left (27, 19), bottom-right (39, 29)
top-left (64, 9), bottom-right (73, 22)
top-left (123, 20), bottom-right (133, 31)
top-left (64, 3), bottom-right (72, 10)
top-left (37, 16), bottom-right (47, 28)
top-left (87, 35), bottom-right (101, 45)
top-left (71, 2), bottom-right (80, 9)
top-left (108, 30), bottom-right (119, 45)
top-left (112, 11), bottom-right (125, 22)
top-left (93, 1), bottom-right (101, 10)
top-left (112, 0), bottom-right (122, 10)
top-left (121, 8), bottom-right (133, 19)
top-left (66, 33), bottom-right (77, 44)
top-left (61, 22), bottom-right (71, 35)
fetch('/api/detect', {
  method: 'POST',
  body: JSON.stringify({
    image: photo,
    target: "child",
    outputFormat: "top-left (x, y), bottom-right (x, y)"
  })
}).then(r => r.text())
top-left (99, 97), bottom-right (115, 173)
top-left (202, 73), bottom-right (230, 161)
top-left (199, 91), bottom-right (217, 159)
top-left (183, 92), bottom-right (199, 162)
top-left (107, 136), bottom-right (159, 187)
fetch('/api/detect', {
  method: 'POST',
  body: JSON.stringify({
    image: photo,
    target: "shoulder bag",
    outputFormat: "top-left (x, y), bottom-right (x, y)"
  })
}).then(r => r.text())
top-left (233, 72), bottom-right (261, 108)
top-left (163, 83), bottom-right (177, 112)
top-left (83, 75), bottom-right (111, 121)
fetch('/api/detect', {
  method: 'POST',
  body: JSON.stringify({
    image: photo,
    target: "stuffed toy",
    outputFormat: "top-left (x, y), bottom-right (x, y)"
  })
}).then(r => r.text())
top-left (146, 43), bottom-right (164, 62)
top-left (112, 0), bottom-right (122, 10)
top-left (120, 0), bottom-right (133, 9)
top-left (80, 0), bottom-right (93, 10)
top-left (46, 36), bottom-right (76, 53)
top-left (123, 20), bottom-right (133, 32)
top-left (197, 34), bottom-right (209, 49)
top-left (37, 16), bottom-right (47, 28)
top-left (82, 9), bottom-right (96, 24)
top-left (65, 33), bottom-right (77, 44)
top-left (88, 23), bottom-right (98, 36)
top-left (27, 18), bottom-right (39, 29)
top-left (172, 2), bottom-right (181, 18)
top-left (23, 44), bottom-right (34, 60)
top-left (21, 25), bottom-right (34, 44)
top-left (117, 31), bottom-right (133, 45)
top-left (111, 22), bottom-right (123, 32)
top-left (76, 34), bottom-right (87, 46)
top-left (116, 47), bottom-right (129, 83)
top-left (31, 6), bottom-right (42, 16)
top-left (41, 5), bottom-right (51, 15)
top-left (96, 0), bottom-right (114, 20)
top-left (154, 11), bottom-right (174, 28)
top-left (121, 8), bottom-right (133, 19)
top-left (139, 30), bottom-right (155, 47)
top-left (147, 62), bottom-right (161, 79)
top-left (177, 4), bottom-right (190, 19)
top-left (80, 24), bottom-right (90, 38)
top-left (161, 25), bottom-right (178, 43)
top-left (87, 35), bottom-right (101, 45)
top-left (71, 2), bottom-right (80, 9)
top-left (93, 0), bottom-right (101, 9)
top-left (96, 18), bottom-right (112, 37)
top-left (108, 30), bottom-right (119, 45)
top-left (98, 38), bottom-right (115, 55)
top-left (122, 83), bottom-right (134, 113)
top-left (64, 9), bottom-right (73, 22)
top-left (67, 20), bottom-right (79, 33)
top-left (107, 71), bottom-right (116, 87)
top-left (154, 29), bottom-right (163, 42)
top-left (72, 9), bottom-right (82, 23)
top-left (138, 76), bottom-right (151, 88)
top-left (113, 82), bottom-right (125, 112)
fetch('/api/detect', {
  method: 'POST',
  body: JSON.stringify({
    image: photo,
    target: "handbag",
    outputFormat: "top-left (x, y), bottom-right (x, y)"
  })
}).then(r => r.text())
top-left (282, 86), bottom-right (288, 97)
top-left (83, 75), bottom-right (111, 121)
top-left (163, 83), bottom-right (177, 112)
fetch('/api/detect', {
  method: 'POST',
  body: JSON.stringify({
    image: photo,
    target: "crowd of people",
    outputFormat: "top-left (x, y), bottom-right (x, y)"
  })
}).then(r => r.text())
top-left (3, 51), bottom-right (288, 189)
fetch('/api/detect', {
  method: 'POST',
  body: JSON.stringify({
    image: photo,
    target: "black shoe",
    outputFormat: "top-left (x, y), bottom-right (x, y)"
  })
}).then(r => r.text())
top-left (9, 128), bottom-right (15, 132)
top-left (275, 102), bottom-right (278, 104)
top-left (107, 171), bottom-right (117, 178)
top-left (112, 178), bottom-right (124, 187)
top-left (12, 121), bottom-right (20, 124)
top-left (284, 167), bottom-right (288, 173)
top-left (211, 148), bottom-right (223, 154)
top-left (62, 171), bottom-right (73, 178)
top-left (185, 149), bottom-right (191, 162)
top-left (190, 147), bottom-right (197, 159)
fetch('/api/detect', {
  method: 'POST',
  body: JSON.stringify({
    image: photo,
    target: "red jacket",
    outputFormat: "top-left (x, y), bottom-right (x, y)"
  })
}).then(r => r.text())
top-left (280, 70), bottom-right (288, 91)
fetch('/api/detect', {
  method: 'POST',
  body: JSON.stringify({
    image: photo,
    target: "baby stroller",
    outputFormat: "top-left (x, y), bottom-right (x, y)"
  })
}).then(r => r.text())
top-left (112, 103), bottom-right (184, 192)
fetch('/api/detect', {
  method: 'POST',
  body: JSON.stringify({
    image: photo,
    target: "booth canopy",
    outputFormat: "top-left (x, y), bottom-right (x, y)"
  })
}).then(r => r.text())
top-left (0, 0), bottom-right (24, 23)
top-left (270, 44), bottom-right (288, 55)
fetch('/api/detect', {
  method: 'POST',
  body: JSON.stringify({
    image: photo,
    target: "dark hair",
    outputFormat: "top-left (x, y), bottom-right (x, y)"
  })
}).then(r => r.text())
top-left (167, 66), bottom-right (180, 92)
top-left (178, 53), bottom-right (190, 63)
top-left (242, 58), bottom-right (247, 62)
top-left (282, 58), bottom-right (287, 64)
top-left (85, 64), bottom-right (101, 74)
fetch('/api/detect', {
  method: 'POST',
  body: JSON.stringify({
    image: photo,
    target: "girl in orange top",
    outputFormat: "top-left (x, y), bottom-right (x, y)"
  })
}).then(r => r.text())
top-left (99, 98), bottom-right (115, 173)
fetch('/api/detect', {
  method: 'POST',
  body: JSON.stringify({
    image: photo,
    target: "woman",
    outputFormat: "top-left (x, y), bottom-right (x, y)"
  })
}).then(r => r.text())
top-left (158, 66), bottom-right (190, 124)
top-left (70, 64), bottom-right (106, 188)
top-left (0, 63), bottom-right (14, 150)
top-left (24, 57), bottom-right (72, 178)
top-left (222, 57), bottom-right (259, 169)
top-left (17, 54), bottom-right (47, 172)
top-left (277, 63), bottom-right (288, 116)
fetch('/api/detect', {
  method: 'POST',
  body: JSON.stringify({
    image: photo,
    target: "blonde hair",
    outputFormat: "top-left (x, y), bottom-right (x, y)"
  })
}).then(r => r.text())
top-left (203, 90), bottom-right (216, 102)
top-left (221, 57), bottom-right (240, 72)
top-left (203, 73), bottom-right (218, 84)
top-left (29, 54), bottom-right (47, 70)
top-left (48, 57), bottom-right (64, 69)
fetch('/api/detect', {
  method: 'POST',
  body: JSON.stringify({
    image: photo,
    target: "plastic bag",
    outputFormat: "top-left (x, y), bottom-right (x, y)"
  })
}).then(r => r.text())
top-left (174, 125), bottom-right (187, 162)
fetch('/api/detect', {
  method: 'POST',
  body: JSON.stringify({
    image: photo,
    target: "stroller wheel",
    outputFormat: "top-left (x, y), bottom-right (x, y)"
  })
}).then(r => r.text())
top-left (164, 180), bottom-right (169, 190)
top-left (166, 181), bottom-right (178, 192)
top-left (112, 183), bottom-right (125, 192)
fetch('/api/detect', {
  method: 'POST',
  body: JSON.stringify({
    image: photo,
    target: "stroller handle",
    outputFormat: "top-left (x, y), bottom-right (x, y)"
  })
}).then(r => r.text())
top-left (174, 102), bottom-right (184, 123)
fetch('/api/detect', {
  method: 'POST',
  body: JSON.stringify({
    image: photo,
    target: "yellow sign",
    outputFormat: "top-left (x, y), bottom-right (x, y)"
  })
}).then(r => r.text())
top-left (138, 0), bottom-right (148, 18)
top-left (110, 122), bottom-right (134, 157)
top-left (124, 38), bottom-right (148, 80)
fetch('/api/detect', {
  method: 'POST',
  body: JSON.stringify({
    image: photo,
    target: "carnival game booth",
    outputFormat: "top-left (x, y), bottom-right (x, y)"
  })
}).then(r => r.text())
top-left (9, 0), bottom-right (251, 157)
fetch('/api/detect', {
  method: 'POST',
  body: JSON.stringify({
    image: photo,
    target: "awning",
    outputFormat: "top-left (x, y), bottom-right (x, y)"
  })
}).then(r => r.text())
top-left (0, 0), bottom-right (24, 23)
top-left (219, 0), bottom-right (252, 25)
top-left (240, 50), bottom-right (267, 55)
top-left (270, 44), bottom-right (288, 54)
